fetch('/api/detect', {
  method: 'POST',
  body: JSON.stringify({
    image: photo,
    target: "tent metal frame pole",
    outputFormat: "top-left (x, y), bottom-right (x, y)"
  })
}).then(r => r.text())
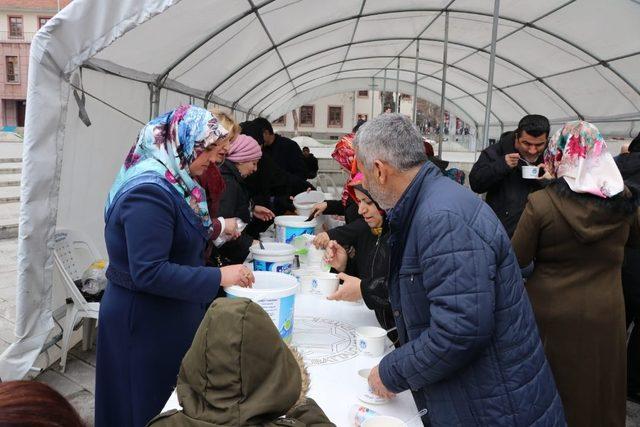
top-left (150, 84), bottom-right (160, 119)
top-left (382, 69), bottom-right (387, 112)
top-left (395, 58), bottom-right (400, 113)
top-left (370, 77), bottom-right (375, 120)
top-left (437, 11), bottom-right (449, 158)
top-left (482, 0), bottom-right (501, 149)
top-left (412, 39), bottom-right (420, 123)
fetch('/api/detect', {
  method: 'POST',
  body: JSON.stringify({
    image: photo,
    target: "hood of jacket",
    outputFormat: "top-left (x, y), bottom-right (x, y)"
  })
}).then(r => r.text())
top-left (546, 179), bottom-right (637, 244)
top-left (156, 298), bottom-right (309, 426)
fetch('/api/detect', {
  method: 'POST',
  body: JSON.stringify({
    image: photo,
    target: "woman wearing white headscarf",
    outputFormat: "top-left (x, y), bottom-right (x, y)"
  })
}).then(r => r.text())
top-left (512, 121), bottom-right (640, 426)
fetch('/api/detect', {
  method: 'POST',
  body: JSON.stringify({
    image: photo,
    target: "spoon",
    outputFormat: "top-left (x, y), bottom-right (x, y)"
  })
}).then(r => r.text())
top-left (405, 409), bottom-right (428, 425)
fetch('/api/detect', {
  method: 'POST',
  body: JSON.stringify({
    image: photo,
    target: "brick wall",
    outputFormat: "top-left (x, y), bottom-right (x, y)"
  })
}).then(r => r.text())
top-left (0, 0), bottom-right (72, 12)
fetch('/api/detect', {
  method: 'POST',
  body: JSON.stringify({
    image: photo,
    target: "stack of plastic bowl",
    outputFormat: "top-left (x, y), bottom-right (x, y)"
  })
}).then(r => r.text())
top-left (292, 190), bottom-right (325, 218)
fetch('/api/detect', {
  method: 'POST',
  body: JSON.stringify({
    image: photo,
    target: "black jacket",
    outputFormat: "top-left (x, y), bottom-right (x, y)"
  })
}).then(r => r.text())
top-left (324, 198), bottom-right (361, 224)
top-left (345, 225), bottom-right (397, 345)
top-left (324, 198), bottom-right (371, 247)
top-left (263, 134), bottom-right (309, 181)
top-left (469, 131), bottom-right (544, 237)
top-left (216, 160), bottom-right (254, 264)
top-left (616, 152), bottom-right (640, 192)
top-left (616, 152), bottom-right (640, 307)
top-left (303, 154), bottom-right (319, 179)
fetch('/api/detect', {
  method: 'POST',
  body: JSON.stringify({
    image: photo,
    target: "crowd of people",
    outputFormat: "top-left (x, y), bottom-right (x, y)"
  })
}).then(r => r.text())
top-left (10, 104), bottom-right (634, 426)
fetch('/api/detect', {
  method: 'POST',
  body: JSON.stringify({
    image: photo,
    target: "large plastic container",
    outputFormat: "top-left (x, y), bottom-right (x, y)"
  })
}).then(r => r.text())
top-left (293, 190), bottom-right (325, 218)
top-left (250, 242), bottom-right (295, 274)
top-left (225, 271), bottom-right (299, 343)
top-left (275, 215), bottom-right (317, 244)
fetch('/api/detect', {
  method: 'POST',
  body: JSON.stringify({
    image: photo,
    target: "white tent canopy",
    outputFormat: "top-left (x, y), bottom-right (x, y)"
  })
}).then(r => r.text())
top-left (1, 0), bottom-right (639, 379)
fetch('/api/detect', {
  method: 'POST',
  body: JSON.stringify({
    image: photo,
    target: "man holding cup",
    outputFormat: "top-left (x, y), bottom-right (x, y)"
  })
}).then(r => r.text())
top-left (469, 115), bottom-right (550, 237)
top-left (353, 114), bottom-right (564, 426)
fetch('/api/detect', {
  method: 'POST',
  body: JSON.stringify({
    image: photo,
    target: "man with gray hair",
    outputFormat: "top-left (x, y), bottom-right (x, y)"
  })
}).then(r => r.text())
top-left (355, 114), bottom-right (564, 426)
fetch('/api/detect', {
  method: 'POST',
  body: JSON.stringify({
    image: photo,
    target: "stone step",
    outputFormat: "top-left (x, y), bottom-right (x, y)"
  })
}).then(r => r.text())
top-left (0, 202), bottom-right (19, 240)
top-left (0, 175), bottom-right (20, 187)
top-left (0, 158), bottom-right (21, 164)
top-left (0, 187), bottom-right (20, 203)
top-left (0, 163), bottom-right (21, 175)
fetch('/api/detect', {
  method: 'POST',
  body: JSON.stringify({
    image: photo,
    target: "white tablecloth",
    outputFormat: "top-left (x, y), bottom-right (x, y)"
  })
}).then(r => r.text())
top-left (163, 294), bottom-right (418, 426)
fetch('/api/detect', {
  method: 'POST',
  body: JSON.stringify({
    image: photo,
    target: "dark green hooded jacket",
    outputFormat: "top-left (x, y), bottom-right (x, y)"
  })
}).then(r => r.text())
top-left (147, 298), bottom-right (334, 427)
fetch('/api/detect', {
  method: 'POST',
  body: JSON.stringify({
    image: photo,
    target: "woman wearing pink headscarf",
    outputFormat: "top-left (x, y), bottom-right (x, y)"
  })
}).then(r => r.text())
top-left (216, 134), bottom-right (273, 264)
top-left (512, 121), bottom-right (640, 427)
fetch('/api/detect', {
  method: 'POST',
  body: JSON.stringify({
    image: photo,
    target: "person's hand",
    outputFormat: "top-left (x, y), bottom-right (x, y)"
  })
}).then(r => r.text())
top-left (368, 365), bottom-right (395, 399)
top-left (504, 153), bottom-right (520, 169)
top-left (220, 265), bottom-right (254, 288)
top-left (538, 163), bottom-right (554, 180)
top-left (253, 205), bottom-right (275, 221)
top-left (313, 232), bottom-right (330, 249)
top-left (310, 202), bottom-right (328, 218)
top-left (327, 273), bottom-right (362, 301)
top-left (323, 240), bottom-right (348, 271)
top-left (223, 218), bottom-right (238, 235)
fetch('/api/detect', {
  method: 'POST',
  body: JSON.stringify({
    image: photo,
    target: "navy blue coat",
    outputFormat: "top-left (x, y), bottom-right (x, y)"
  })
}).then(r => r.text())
top-left (379, 162), bottom-right (565, 426)
top-left (95, 173), bottom-right (221, 427)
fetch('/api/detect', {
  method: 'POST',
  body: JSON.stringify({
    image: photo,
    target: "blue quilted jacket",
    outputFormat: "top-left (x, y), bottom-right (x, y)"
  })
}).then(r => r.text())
top-left (378, 162), bottom-right (565, 426)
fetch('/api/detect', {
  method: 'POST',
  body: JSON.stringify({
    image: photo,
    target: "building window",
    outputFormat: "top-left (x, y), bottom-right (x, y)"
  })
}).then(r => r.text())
top-left (38, 17), bottom-right (52, 29)
top-left (358, 90), bottom-right (369, 98)
top-left (327, 106), bottom-right (343, 128)
top-left (299, 106), bottom-right (314, 127)
top-left (6, 56), bottom-right (18, 83)
top-left (272, 115), bottom-right (286, 126)
top-left (8, 16), bottom-right (23, 39)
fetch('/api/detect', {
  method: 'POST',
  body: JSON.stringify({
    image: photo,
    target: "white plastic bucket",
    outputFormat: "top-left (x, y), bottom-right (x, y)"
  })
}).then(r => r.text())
top-left (225, 271), bottom-right (299, 343)
top-left (275, 215), bottom-right (317, 244)
top-left (250, 242), bottom-right (295, 274)
top-left (293, 190), bottom-right (325, 218)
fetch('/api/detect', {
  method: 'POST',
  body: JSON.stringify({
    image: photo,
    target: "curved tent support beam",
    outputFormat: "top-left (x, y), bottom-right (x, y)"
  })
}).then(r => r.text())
top-left (254, 66), bottom-right (505, 126)
top-left (334, 0), bottom-right (367, 80)
top-left (218, 36), bottom-right (579, 118)
top-left (246, 0), bottom-right (298, 96)
top-left (198, 4), bottom-right (640, 108)
top-left (231, 54), bottom-right (529, 115)
top-left (154, 0), bottom-right (277, 86)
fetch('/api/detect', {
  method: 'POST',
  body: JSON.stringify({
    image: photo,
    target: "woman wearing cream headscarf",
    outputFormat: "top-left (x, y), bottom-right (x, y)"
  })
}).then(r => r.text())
top-left (512, 121), bottom-right (640, 426)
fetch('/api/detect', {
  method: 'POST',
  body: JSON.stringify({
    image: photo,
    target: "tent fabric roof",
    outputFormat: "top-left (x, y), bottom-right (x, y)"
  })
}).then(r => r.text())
top-left (89, 0), bottom-right (640, 130)
top-left (1, 0), bottom-right (640, 380)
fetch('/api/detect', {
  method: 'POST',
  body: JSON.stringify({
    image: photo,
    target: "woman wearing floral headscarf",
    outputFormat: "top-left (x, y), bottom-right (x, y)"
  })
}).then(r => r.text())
top-left (512, 121), bottom-right (640, 427)
top-left (96, 106), bottom-right (254, 427)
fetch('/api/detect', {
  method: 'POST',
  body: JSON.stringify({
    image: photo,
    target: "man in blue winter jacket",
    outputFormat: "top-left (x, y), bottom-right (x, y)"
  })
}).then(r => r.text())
top-left (355, 114), bottom-right (565, 426)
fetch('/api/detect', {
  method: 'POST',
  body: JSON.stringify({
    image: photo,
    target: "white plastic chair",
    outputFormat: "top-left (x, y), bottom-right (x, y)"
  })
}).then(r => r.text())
top-left (53, 229), bottom-right (102, 372)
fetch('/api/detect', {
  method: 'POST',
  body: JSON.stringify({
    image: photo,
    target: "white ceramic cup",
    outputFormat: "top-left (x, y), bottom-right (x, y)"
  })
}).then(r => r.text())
top-left (291, 269), bottom-right (324, 294)
top-left (362, 416), bottom-right (407, 427)
top-left (521, 165), bottom-right (539, 179)
top-left (356, 326), bottom-right (387, 357)
top-left (309, 272), bottom-right (339, 296)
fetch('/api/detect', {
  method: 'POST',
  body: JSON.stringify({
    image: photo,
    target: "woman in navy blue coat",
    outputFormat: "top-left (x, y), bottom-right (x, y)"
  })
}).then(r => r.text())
top-left (95, 106), bottom-right (254, 427)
